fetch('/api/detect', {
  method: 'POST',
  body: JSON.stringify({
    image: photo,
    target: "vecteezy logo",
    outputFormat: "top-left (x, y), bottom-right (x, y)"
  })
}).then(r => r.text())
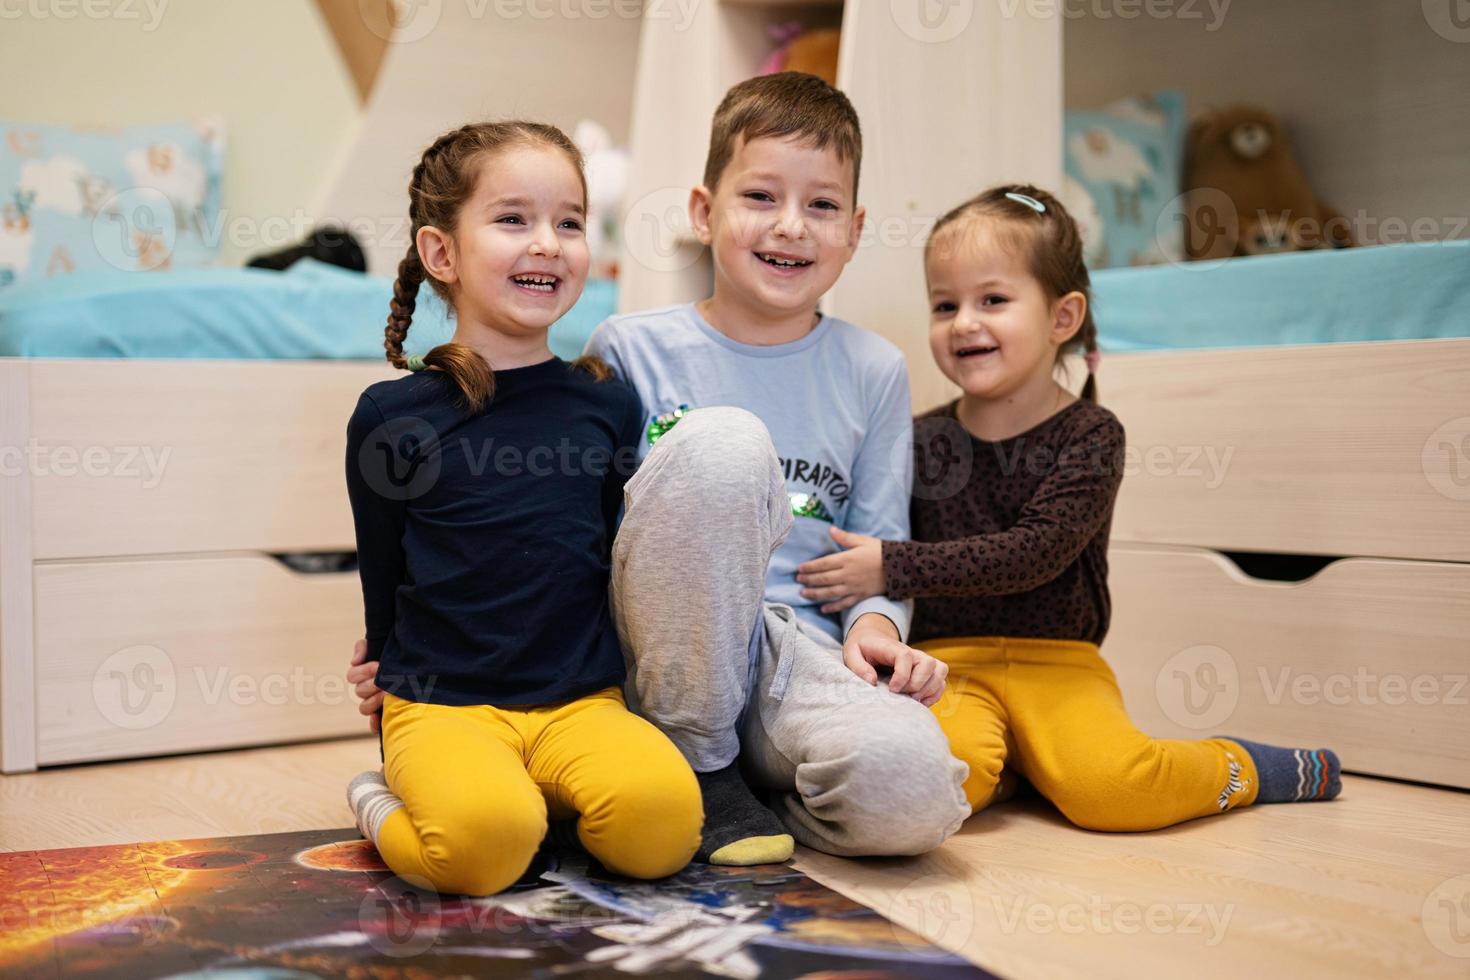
top-left (92, 187), bottom-right (176, 272)
top-left (1422, 417), bottom-right (1470, 501)
top-left (1160, 187), bottom-right (1239, 270)
top-left (891, 0), bottom-right (974, 44)
top-left (362, 0), bottom-right (444, 43)
top-left (621, 187), bottom-right (703, 274)
top-left (1156, 644), bottom-right (1239, 730)
top-left (360, 874), bottom-right (442, 957)
top-left (93, 645), bottom-right (177, 731)
top-left (1423, 874), bottom-right (1470, 958)
top-left (908, 415), bottom-right (974, 502)
top-left (358, 416), bottom-right (442, 501)
top-left (890, 874), bottom-right (975, 954)
top-left (1423, 0), bottom-right (1470, 42)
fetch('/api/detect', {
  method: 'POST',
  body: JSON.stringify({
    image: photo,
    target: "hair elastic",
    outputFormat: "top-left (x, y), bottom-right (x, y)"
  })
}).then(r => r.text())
top-left (1084, 350), bottom-right (1101, 374)
top-left (1005, 192), bottom-right (1046, 213)
top-left (405, 354), bottom-right (427, 372)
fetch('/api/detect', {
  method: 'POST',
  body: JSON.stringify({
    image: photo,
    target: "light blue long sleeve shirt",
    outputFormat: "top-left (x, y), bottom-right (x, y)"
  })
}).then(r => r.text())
top-left (585, 303), bottom-right (913, 643)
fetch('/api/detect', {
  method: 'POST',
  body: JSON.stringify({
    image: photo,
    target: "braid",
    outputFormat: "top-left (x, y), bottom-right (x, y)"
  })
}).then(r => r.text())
top-left (384, 242), bottom-right (423, 370)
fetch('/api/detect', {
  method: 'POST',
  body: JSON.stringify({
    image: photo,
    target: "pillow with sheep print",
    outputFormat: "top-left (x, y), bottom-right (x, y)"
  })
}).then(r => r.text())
top-left (0, 117), bottom-right (225, 288)
top-left (1063, 92), bottom-right (1186, 269)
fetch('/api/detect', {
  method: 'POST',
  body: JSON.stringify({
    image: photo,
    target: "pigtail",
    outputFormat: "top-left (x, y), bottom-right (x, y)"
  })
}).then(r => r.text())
top-left (1052, 197), bottom-right (1100, 403)
top-left (384, 242), bottom-right (422, 370)
top-left (1078, 323), bottom-right (1099, 403)
top-left (570, 354), bottom-right (614, 382)
top-left (425, 342), bottom-right (495, 413)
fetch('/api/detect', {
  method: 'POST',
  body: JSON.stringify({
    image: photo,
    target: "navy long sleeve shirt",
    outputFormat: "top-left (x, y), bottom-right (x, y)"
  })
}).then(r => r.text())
top-left (344, 357), bottom-right (642, 707)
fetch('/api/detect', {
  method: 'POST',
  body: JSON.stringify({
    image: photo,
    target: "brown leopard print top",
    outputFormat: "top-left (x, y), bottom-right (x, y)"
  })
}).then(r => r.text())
top-left (883, 398), bottom-right (1125, 646)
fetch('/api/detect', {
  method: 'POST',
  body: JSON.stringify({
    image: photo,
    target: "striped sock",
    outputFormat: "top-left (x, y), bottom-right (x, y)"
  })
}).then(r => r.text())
top-left (1224, 738), bottom-right (1342, 803)
top-left (347, 770), bottom-right (405, 844)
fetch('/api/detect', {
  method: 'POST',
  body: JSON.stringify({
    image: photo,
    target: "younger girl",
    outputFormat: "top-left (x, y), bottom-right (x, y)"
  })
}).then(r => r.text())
top-left (796, 184), bottom-right (1340, 830)
top-left (344, 121), bottom-right (702, 895)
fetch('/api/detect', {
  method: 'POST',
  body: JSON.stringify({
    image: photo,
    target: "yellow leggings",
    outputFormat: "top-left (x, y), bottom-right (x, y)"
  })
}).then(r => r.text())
top-left (378, 686), bottom-right (703, 896)
top-left (920, 636), bottom-right (1260, 831)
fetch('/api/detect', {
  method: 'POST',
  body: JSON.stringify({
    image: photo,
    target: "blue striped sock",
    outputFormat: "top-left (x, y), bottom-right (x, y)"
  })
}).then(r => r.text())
top-left (1224, 738), bottom-right (1342, 803)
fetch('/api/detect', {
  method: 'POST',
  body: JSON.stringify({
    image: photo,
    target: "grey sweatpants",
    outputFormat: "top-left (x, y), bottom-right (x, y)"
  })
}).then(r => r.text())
top-left (609, 407), bottom-right (971, 857)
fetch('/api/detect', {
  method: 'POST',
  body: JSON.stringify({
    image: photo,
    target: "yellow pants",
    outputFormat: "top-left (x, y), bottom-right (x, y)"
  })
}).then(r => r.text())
top-left (378, 686), bottom-right (703, 896)
top-left (920, 636), bottom-right (1260, 831)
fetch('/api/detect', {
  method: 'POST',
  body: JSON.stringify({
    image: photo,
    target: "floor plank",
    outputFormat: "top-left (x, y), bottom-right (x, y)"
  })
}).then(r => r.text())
top-left (2, 737), bottom-right (1467, 978)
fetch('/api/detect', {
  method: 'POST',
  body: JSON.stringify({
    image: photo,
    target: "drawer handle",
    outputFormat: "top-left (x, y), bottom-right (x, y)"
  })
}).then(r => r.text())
top-left (1220, 551), bottom-right (1340, 584)
top-left (270, 552), bottom-right (358, 574)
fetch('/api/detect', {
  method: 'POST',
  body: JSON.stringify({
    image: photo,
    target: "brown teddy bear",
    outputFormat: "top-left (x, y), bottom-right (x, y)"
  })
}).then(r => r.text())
top-left (1183, 106), bottom-right (1353, 260)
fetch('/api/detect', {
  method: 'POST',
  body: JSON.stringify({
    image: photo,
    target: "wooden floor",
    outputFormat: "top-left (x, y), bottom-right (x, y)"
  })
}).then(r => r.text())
top-left (3, 736), bottom-right (1467, 979)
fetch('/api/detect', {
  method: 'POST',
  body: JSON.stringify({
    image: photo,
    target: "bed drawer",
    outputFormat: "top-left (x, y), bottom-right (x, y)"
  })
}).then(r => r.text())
top-left (34, 553), bottom-right (366, 765)
top-left (25, 359), bottom-right (395, 560)
top-left (1103, 339), bottom-right (1470, 562)
top-left (1103, 543), bottom-right (1470, 789)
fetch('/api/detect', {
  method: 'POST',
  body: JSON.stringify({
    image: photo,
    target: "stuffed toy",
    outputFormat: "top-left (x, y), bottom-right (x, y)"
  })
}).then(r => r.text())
top-left (759, 22), bottom-right (841, 88)
top-left (1183, 105), bottom-right (1353, 260)
top-left (246, 226), bottom-right (366, 273)
top-left (573, 119), bottom-right (628, 281)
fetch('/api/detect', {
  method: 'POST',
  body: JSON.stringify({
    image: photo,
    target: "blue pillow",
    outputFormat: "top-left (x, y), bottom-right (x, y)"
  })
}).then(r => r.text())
top-left (1063, 92), bottom-right (1186, 269)
top-left (0, 117), bottom-right (225, 288)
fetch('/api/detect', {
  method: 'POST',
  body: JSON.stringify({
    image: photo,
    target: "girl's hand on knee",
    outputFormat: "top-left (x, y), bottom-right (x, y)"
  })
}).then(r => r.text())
top-left (841, 618), bottom-right (948, 707)
top-left (797, 527), bottom-right (888, 613)
top-left (900, 649), bottom-right (949, 707)
top-left (883, 646), bottom-right (947, 707)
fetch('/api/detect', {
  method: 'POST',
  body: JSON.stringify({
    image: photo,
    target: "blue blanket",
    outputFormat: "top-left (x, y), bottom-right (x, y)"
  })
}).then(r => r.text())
top-left (4, 241), bottom-right (1465, 360)
top-left (0, 259), bottom-right (615, 361)
top-left (1090, 240), bottom-right (1470, 351)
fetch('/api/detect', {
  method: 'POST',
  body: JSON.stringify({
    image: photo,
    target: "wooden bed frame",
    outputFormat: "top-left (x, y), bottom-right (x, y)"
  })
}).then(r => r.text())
top-left (3, 341), bottom-right (1466, 785)
top-left (0, 358), bottom-right (394, 773)
top-left (1099, 338), bottom-right (1470, 789)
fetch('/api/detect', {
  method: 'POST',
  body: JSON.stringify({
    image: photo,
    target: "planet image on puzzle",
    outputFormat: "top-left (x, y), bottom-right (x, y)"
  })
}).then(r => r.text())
top-left (294, 839), bottom-right (389, 872)
top-left (161, 848), bottom-right (267, 871)
top-left (0, 839), bottom-right (191, 962)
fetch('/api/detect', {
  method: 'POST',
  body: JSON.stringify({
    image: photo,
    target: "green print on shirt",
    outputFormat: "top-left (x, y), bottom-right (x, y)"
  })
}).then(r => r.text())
top-left (645, 403), bottom-right (839, 523)
top-left (646, 404), bottom-right (693, 447)
top-left (789, 492), bottom-right (834, 524)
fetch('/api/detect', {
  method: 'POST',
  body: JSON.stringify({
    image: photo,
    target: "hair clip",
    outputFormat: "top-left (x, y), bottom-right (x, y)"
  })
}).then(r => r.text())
top-left (405, 354), bottom-right (427, 372)
top-left (1084, 350), bottom-right (1101, 374)
top-left (1005, 192), bottom-right (1046, 213)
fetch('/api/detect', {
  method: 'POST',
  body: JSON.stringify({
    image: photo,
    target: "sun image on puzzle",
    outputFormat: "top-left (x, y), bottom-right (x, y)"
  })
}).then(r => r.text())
top-left (0, 828), bottom-right (991, 978)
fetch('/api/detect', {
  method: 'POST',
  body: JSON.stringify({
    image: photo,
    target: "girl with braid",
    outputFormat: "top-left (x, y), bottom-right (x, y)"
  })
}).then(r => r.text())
top-left (797, 184), bottom-right (1342, 831)
top-left (343, 121), bottom-right (701, 895)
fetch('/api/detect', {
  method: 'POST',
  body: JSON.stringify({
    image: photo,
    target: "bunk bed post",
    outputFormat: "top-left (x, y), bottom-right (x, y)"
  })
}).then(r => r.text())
top-left (616, 0), bottom-right (724, 315)
top-left (826, 0), bottom-right (1064, 412)
top-left (0, 359), bottom-right (38, 773)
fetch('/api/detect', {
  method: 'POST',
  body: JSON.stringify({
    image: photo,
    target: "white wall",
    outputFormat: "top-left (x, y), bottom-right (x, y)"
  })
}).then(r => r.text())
top-left (1064, 0), bottom-right (1470, 244)
top-left (0, 0), bottom-right (363, 266)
